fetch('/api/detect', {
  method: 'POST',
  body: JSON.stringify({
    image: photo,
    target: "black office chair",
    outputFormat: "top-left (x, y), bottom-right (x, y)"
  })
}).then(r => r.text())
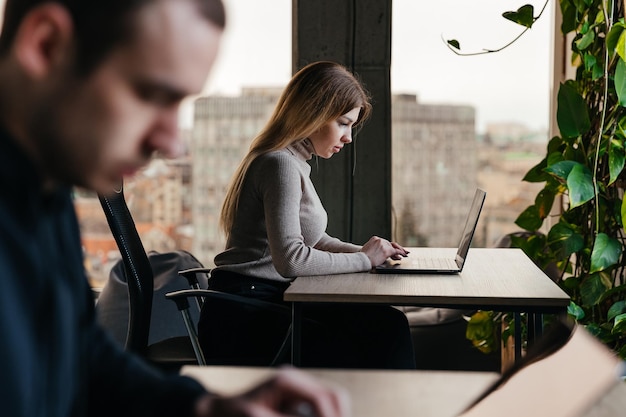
top-left (166, 280), bottom-right (294, 366)
top-left (97, 186), bottom-right (202, 371)
top-left (97, 184), bottom-right (293, 369)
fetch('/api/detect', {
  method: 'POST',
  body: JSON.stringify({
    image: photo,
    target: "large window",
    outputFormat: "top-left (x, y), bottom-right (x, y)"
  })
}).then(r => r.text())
top-left (71, 0), bottom-right (554, 288)
top-left (390, 0), bottom-right (553, 248)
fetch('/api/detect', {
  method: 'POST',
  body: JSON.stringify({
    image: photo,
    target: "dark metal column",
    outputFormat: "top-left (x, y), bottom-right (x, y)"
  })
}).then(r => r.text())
top-left (292, 0), bottom-right (393, 244)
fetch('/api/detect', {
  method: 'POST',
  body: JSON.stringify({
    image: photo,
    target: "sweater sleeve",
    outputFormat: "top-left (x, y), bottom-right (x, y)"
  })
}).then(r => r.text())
top-left (315, 232), bottom-right (363, 253)
top-left (258, 154), bottom-right (371, 278)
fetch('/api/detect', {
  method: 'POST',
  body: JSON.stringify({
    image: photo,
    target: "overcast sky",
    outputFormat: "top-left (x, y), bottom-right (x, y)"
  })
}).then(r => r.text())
top-left (202, 0), bottom-right (554, 133)
top-left (0, 0), bottom-right (554, 133)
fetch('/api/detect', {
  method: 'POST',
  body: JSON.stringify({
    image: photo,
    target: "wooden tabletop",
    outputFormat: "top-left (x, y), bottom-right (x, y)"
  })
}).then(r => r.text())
top-left (284, 248), bottom-right (570, 312)
top-left (181, 366), bottom-right (499, 417)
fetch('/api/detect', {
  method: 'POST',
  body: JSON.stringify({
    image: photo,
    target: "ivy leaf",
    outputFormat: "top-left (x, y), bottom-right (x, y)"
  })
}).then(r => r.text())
top-left (575, 30), bottom-right (595, 51)
top-left (547, 150), bottom-right (565, 166)
top-left (615, 59), bottom-right (626, 107)
top-left (583, 53), bottom-right (603, 80)
top-left (522, 157), bottom-right (549, 182)
top-left (557, 82), bottom-right (591, 138)
top-left (535, 188), bottom-right (555, 218)
top-left (547, 222), bottom-right (584, 258)
top-left (447, 39), bottom-right (460, 50)
top-left (465, 311), bottom-right (497, 354)
top-left (547, 136), bottom-right (565, 154)
top-left (580, 274), bottom-right (610, 307)
top-left (515, 205), bottom-right (543, 231)
top-left (465, 311), bottom-right (494, 339)
top-left (608, 300), bottom-right (626, 321)
top-left (584, 323), bottom-right (605, 339)
top-left (590, 233), bottom-right (622, 273)
top-left (568, 301), bottom-right (585, 320)
top-left (502, 4), bottom-right (535, 28)
top-left (501, 322), bottom-right (514, 344)
top-left (607, 22), bottom-right (626, 60)
top-left (618, 31), bottom-right (626, 62)
top-left (545, 160), bottom-right (577, 181)
top-left (567, 163), bottom-right (595, 208)
top-left (619, 344), bottom-right (626, 360)
top-left (584, 53), bottom-right (597, 71)
top-left (622, 197), bottom-right (626, 232)
top-left (560, 1), bottom-right (577, 33)
top-left (612, 313), bottom-right (626, 335)
top-left (591, 63), bottom-right (604, 80)
top-left (593, 8), bottom-right (605, 25)
top-left (619, 113), bottom-right (626, 135)
top-left (609, 139), bottom-right (625, 185)
top-left (510, 232), bottom-right (546, 258)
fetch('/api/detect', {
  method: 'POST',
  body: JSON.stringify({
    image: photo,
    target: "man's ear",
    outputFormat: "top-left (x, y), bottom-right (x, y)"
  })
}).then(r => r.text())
top-left (12, 3), bottom-right (73, 78)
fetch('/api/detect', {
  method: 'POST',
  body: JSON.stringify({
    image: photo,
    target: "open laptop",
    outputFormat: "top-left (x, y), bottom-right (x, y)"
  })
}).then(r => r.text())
top-left (372, 188), bottom-right (486, 274)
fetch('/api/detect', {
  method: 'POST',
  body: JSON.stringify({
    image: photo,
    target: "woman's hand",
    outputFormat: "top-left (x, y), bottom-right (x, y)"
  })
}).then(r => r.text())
top-left (360, 236), bottom-right (408, 267)
top-left (195, 366), bottom-right (350, 417)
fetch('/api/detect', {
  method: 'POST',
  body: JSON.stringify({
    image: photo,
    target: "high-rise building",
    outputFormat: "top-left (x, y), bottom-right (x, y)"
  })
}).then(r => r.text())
top-left (191, 88), bottom-right (282, 265)
top-left (391, 94), bottom-right (477, 247)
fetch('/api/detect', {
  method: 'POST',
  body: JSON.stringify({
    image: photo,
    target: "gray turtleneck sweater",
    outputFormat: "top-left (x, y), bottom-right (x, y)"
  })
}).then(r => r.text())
top-left (213, 139), bottom-right (371, 282)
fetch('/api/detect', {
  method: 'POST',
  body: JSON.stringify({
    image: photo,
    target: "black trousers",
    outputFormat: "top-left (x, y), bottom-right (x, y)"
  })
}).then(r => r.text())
top-left (197, 270), bottom-right (416, 369)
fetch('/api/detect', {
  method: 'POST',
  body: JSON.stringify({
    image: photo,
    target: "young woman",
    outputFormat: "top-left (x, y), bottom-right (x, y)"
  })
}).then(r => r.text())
top-left (199, 61), bottom-right (415, 369)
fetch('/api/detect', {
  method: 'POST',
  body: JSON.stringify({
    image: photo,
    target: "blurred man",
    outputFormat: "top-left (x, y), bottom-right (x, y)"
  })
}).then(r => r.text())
top-left (0, 1), bottom-right (347, 416)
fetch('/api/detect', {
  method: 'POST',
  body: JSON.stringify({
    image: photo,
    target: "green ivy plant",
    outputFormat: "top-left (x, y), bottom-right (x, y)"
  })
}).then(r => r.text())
top-left (450, 0), bottom-right (626, 359)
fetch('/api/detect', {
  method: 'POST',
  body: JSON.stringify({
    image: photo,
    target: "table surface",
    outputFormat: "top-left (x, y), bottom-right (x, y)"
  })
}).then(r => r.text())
top-left (284, 248), bottom-right (570, 312)
top-left (181, 365), bottom-right (500, 417)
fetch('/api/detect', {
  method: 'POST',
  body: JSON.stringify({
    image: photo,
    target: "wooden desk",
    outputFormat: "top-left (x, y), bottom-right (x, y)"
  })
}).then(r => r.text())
top-left (181, 365), bottom-right (499, 417)
top-left (285, 248), bottom-right (570, 365)
top-left (181, 326), bottom-right (626, 417)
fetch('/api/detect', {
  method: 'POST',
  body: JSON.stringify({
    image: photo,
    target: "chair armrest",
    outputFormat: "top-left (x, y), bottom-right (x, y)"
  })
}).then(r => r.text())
top-left (165, 289), bottom-right (295, 367)
top-left (165, 289), bottom-right (292, 316)
top-left (178, 268), bottom-right (212, 288)
top-left (179, 267), bottom-right (212, 274)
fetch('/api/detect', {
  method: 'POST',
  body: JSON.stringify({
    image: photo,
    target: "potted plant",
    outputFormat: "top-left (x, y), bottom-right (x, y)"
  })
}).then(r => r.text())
top-left (450, 0), bottom-right (626, 360)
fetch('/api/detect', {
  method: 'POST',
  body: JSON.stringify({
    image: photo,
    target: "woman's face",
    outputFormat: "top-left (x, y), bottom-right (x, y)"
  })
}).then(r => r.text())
top-left (308, 107), bottom-right (361, 159)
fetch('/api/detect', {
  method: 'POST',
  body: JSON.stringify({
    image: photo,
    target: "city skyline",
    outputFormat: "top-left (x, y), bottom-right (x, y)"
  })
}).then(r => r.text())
top-left (79, 89), bottom-right (545, 285)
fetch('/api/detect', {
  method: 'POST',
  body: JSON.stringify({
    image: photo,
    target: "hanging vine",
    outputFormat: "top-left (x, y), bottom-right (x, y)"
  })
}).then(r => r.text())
top-left (453, 1), bottom-right (626, 359)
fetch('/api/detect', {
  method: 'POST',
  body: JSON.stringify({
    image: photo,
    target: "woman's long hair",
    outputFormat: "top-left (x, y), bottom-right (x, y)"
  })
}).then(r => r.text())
top-left (219, 61), bottom-right (372, 238)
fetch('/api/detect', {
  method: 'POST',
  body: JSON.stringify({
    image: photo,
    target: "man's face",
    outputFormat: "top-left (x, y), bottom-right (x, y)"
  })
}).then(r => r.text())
top-left (29, 0), bottom-right (222, 194)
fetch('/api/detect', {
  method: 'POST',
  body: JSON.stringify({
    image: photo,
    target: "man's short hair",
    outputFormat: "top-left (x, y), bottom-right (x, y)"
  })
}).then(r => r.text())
top-left (0, 0), bottom-right (225, 75)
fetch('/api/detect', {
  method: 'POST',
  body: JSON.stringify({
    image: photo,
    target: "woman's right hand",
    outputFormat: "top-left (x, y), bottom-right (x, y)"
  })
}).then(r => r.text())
top-left (360, 236), bottom-right (408, 267)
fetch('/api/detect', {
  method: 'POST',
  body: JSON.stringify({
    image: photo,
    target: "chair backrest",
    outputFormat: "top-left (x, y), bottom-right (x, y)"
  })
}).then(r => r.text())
top-left (98, 186), bottom-right (153, 354)
top-left (97, 250), bottom-right (209, 348)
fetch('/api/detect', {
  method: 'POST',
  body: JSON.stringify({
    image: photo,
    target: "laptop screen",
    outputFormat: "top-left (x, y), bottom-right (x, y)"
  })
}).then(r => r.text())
top-left (455, 188), bottom-right (486, 268)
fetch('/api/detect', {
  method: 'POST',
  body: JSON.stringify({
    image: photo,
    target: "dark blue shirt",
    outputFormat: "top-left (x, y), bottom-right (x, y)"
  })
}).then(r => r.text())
top-left (0, 127), bottom-right (205, 417)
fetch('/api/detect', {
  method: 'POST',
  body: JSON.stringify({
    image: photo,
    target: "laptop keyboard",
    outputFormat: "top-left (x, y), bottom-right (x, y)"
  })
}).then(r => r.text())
top-left (411, 257), bottom-right (457, 269)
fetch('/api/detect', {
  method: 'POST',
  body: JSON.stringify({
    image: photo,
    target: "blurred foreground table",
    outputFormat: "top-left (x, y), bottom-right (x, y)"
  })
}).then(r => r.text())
top-left (181, 366), bottom-right (499, 417)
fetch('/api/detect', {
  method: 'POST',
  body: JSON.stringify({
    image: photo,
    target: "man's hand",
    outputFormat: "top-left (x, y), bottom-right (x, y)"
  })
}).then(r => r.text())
top-left (194, 367), bottom-right (350, 417)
